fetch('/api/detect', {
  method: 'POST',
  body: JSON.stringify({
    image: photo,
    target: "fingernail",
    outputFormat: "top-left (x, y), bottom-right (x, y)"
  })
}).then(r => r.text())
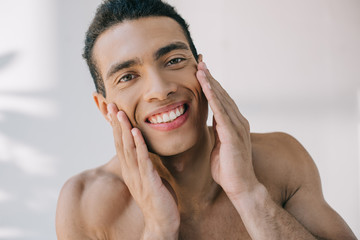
top-left (117, 111), bottom-right (124, 122)
top-left (117, 112), bottom-right (121, 122)
top-left (107, 112), bottom-right (112, 122)
top-left (207, 82), bottom-right (212, 89)
top-left (131, 128), bottom-right (137, 136)
top-left (107, 103), bottom-right (113, 113)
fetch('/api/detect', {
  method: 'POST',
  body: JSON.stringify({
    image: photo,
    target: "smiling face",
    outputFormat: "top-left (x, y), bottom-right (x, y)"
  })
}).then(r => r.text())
top-left (92, 16), bottom-right (208, 156)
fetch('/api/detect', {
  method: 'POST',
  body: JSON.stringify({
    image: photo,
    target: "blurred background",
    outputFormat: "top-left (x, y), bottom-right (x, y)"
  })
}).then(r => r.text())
top-left (0, 0), bottom-right (359, 239)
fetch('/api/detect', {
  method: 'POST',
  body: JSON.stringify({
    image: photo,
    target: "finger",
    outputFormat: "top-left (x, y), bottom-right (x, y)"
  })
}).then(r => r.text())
top-left (198, 62), bottom-right (245, 123)
top-left (197, 69), bottom-right (249, 141)
top-left (198, 62), bottom-right (243, 115)
top-left (131, 128), bottom-right (161, 186)
top-left (198, 62), bottom-right (229, 98)
top-left (209, 76), bottom-right (250, 136)
top-left (196, 69), bottom-right (232, 129)
top-left (198, 64), bottom-right (238, 121)
top-left (107, 102), bottom-right (120, 129)
top-left (198, 63), bottom-right (250, 133)
top-left (117, 111), bottom-right (138, 171)
top-left (131, 128), bottom-right (150, 175)
top-left (107, 103), bottom-right (126, 165)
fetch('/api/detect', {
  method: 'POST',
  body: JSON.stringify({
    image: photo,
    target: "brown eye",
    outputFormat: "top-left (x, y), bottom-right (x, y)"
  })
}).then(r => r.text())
top-left (119, 74), bottom-right (136, 83)
top-left (166, 58), bottom-right (185, 66)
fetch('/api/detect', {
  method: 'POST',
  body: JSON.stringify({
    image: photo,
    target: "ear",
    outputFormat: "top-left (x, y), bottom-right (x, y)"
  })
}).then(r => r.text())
top-left (92, 92), bottom-right (110, 123)
top-left (197, 54), bottom-right (203, 62)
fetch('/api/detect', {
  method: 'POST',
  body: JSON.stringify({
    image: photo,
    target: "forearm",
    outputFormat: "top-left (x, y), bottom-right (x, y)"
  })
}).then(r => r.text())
top-left (230, 184), bottom-right (316, 240)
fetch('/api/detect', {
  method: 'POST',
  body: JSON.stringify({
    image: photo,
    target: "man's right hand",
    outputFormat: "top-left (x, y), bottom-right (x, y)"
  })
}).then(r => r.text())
top-left (107, 103), bottom-right (180, 240)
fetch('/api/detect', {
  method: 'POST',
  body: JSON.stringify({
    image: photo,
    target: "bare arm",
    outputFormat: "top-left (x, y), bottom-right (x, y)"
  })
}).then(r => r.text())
top-left (56, 160), bottom-right (178, 240)
top-left (282, 133), bottom-right (356, 239)
top-left (230, 133), bottom-right (357, 240)
top-left (56, 177), bottom-right (93, 240)
top-left (196, 61), bottom-right (357, 240)
top-left (231, 184), bottom-right (316, 240)
top-left (56, 172), bottom-right (150, 240)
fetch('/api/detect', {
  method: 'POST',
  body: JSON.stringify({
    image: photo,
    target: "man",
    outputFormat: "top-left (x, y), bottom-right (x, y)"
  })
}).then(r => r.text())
top-left (56, 0), bottom-right (357, 239)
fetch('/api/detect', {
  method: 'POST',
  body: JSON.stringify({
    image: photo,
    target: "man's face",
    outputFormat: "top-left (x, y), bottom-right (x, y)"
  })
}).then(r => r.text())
top-left (93, 16), bottom-right (208, 156)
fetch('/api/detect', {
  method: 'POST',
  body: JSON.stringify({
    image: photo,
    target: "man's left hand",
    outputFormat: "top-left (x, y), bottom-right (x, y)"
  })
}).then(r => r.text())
top-left (196, 61), bottom-right (261, 200)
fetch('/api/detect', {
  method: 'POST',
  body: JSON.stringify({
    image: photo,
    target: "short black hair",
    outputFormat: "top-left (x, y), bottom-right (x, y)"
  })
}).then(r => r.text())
top-left (83, 0), bottom-right (199, 97)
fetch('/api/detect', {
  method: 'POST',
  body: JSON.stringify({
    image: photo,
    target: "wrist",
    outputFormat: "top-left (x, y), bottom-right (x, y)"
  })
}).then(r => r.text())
top-left (228, 183), bottom-right (269, 214)
top-left (142, 221), bottom-right (179, 240)
top-left (224, 177), bottom-right (263, 200)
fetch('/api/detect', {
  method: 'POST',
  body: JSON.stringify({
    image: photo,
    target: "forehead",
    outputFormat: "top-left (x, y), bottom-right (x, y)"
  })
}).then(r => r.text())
top-left (92, 16), bottom-right (189, 77)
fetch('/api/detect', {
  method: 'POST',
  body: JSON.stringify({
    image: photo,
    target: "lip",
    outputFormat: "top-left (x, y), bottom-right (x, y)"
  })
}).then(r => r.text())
top-left (144, 101), bottom-right (188, 122)
top-left (145, 105), bottom-right (189, 131)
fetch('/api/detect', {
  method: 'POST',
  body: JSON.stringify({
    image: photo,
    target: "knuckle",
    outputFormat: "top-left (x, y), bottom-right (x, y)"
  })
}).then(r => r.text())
top-left (113, 119), bottom-right (120, 128)
top-left (124, 146), bottom-right (135, 158)
top-left (115, 140), bottom-right (123, 151)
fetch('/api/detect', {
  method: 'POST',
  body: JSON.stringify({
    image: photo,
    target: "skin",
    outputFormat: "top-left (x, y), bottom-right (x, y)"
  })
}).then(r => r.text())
top-left (56, 17), bottom-right (357, 240)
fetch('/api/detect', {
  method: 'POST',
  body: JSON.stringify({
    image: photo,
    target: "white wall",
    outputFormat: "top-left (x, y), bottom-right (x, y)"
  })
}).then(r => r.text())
top-left (0, 1), bottom-right (107, 239)
top-left (0, 0), bottom-right (358, 239)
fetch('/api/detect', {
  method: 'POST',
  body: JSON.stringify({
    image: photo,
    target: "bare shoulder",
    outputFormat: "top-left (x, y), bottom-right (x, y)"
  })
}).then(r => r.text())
top-left (251, 131), bottom-right (310, 163)
top-left (250, 132), bottom-right (318, 202)
top-left (56, 160), bottom-right (135, 240)
top-left (251, 132), bottom-right (357, 239)
top-left (250, 131), bottom-right (314, 178)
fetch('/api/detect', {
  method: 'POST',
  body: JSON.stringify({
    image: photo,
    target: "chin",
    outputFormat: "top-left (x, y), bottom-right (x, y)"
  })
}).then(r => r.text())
top-left (147, 129), bottom-right (200, 157)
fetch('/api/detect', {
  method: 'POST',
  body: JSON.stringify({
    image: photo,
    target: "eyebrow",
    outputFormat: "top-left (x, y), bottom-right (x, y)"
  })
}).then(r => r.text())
top-left (106, 41), bottom-right (190, 80)
top-left (106, 58), bottom-right (140, 80)
top-left (154, 41), bottom-right (189, 60)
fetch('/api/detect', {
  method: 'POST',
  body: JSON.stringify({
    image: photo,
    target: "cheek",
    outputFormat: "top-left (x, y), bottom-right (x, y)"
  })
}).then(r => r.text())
top-left (185, 70), bottom-right (208, 120)
top-left (187, 72), bottom-right (205, 105)
top-left (107, 86), bottom-right (142, 126)
top-left (177, 68), bottom-right (208, 121)
top-left (176, 64), bottom-right (203, 97)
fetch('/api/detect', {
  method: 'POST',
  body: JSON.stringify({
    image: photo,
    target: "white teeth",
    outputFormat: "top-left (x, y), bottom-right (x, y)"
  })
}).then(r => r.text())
top-left (148, 104), bottom-right (186, 124)
top-left (169, 111), bottom-right (177, 121)
top-left (162, 113), bottom-right (170, 122)
top-left (156, 115), bottom-right (162, 123)
top-left (149, 116), bottom-right (156, 124)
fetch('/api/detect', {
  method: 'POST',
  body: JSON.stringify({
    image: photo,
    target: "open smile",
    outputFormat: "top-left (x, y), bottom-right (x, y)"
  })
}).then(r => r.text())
top-left (147, 104), bottom-right (187, 124)
top-left (145, 103), bottom-right (189, 131)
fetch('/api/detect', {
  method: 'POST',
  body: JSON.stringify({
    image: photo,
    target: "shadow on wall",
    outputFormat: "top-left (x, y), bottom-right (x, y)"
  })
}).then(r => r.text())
top-left (1, 1), bottom-right (110, 239)
top-left (0, 52), bottom-right (16, 69)
top-left (0, 49), bottom-right (59, 239)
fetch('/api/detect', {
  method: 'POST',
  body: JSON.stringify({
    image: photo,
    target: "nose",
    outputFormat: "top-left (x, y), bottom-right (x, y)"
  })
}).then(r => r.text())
top-left (142, 69), bottom-right (177, 102)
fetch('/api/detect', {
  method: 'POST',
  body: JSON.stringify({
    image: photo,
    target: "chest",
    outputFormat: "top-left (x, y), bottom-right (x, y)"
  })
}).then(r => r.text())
top-left (107, 184), bottom-right (282, 239)
top-left (177, 194), bottom-right (252, 240)
top-left (179, 211), bottom-right (251, 239)
top-left (109, 191), bottom-right (283, 240)
top-left (108, 195), bottom-right (252, 240)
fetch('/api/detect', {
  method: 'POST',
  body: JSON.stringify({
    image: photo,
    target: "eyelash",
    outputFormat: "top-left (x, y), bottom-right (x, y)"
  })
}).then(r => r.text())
top-left (118, 73), bottom-right (137, 83)
top-left (166, 57), bottom-right (186, 66)
top-left (117, 58), bottom-right (186, 84)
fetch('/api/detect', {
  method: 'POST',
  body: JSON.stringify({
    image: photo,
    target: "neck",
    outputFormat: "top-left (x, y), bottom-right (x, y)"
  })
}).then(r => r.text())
top-left (156, 126), bottom-right (221, 215)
